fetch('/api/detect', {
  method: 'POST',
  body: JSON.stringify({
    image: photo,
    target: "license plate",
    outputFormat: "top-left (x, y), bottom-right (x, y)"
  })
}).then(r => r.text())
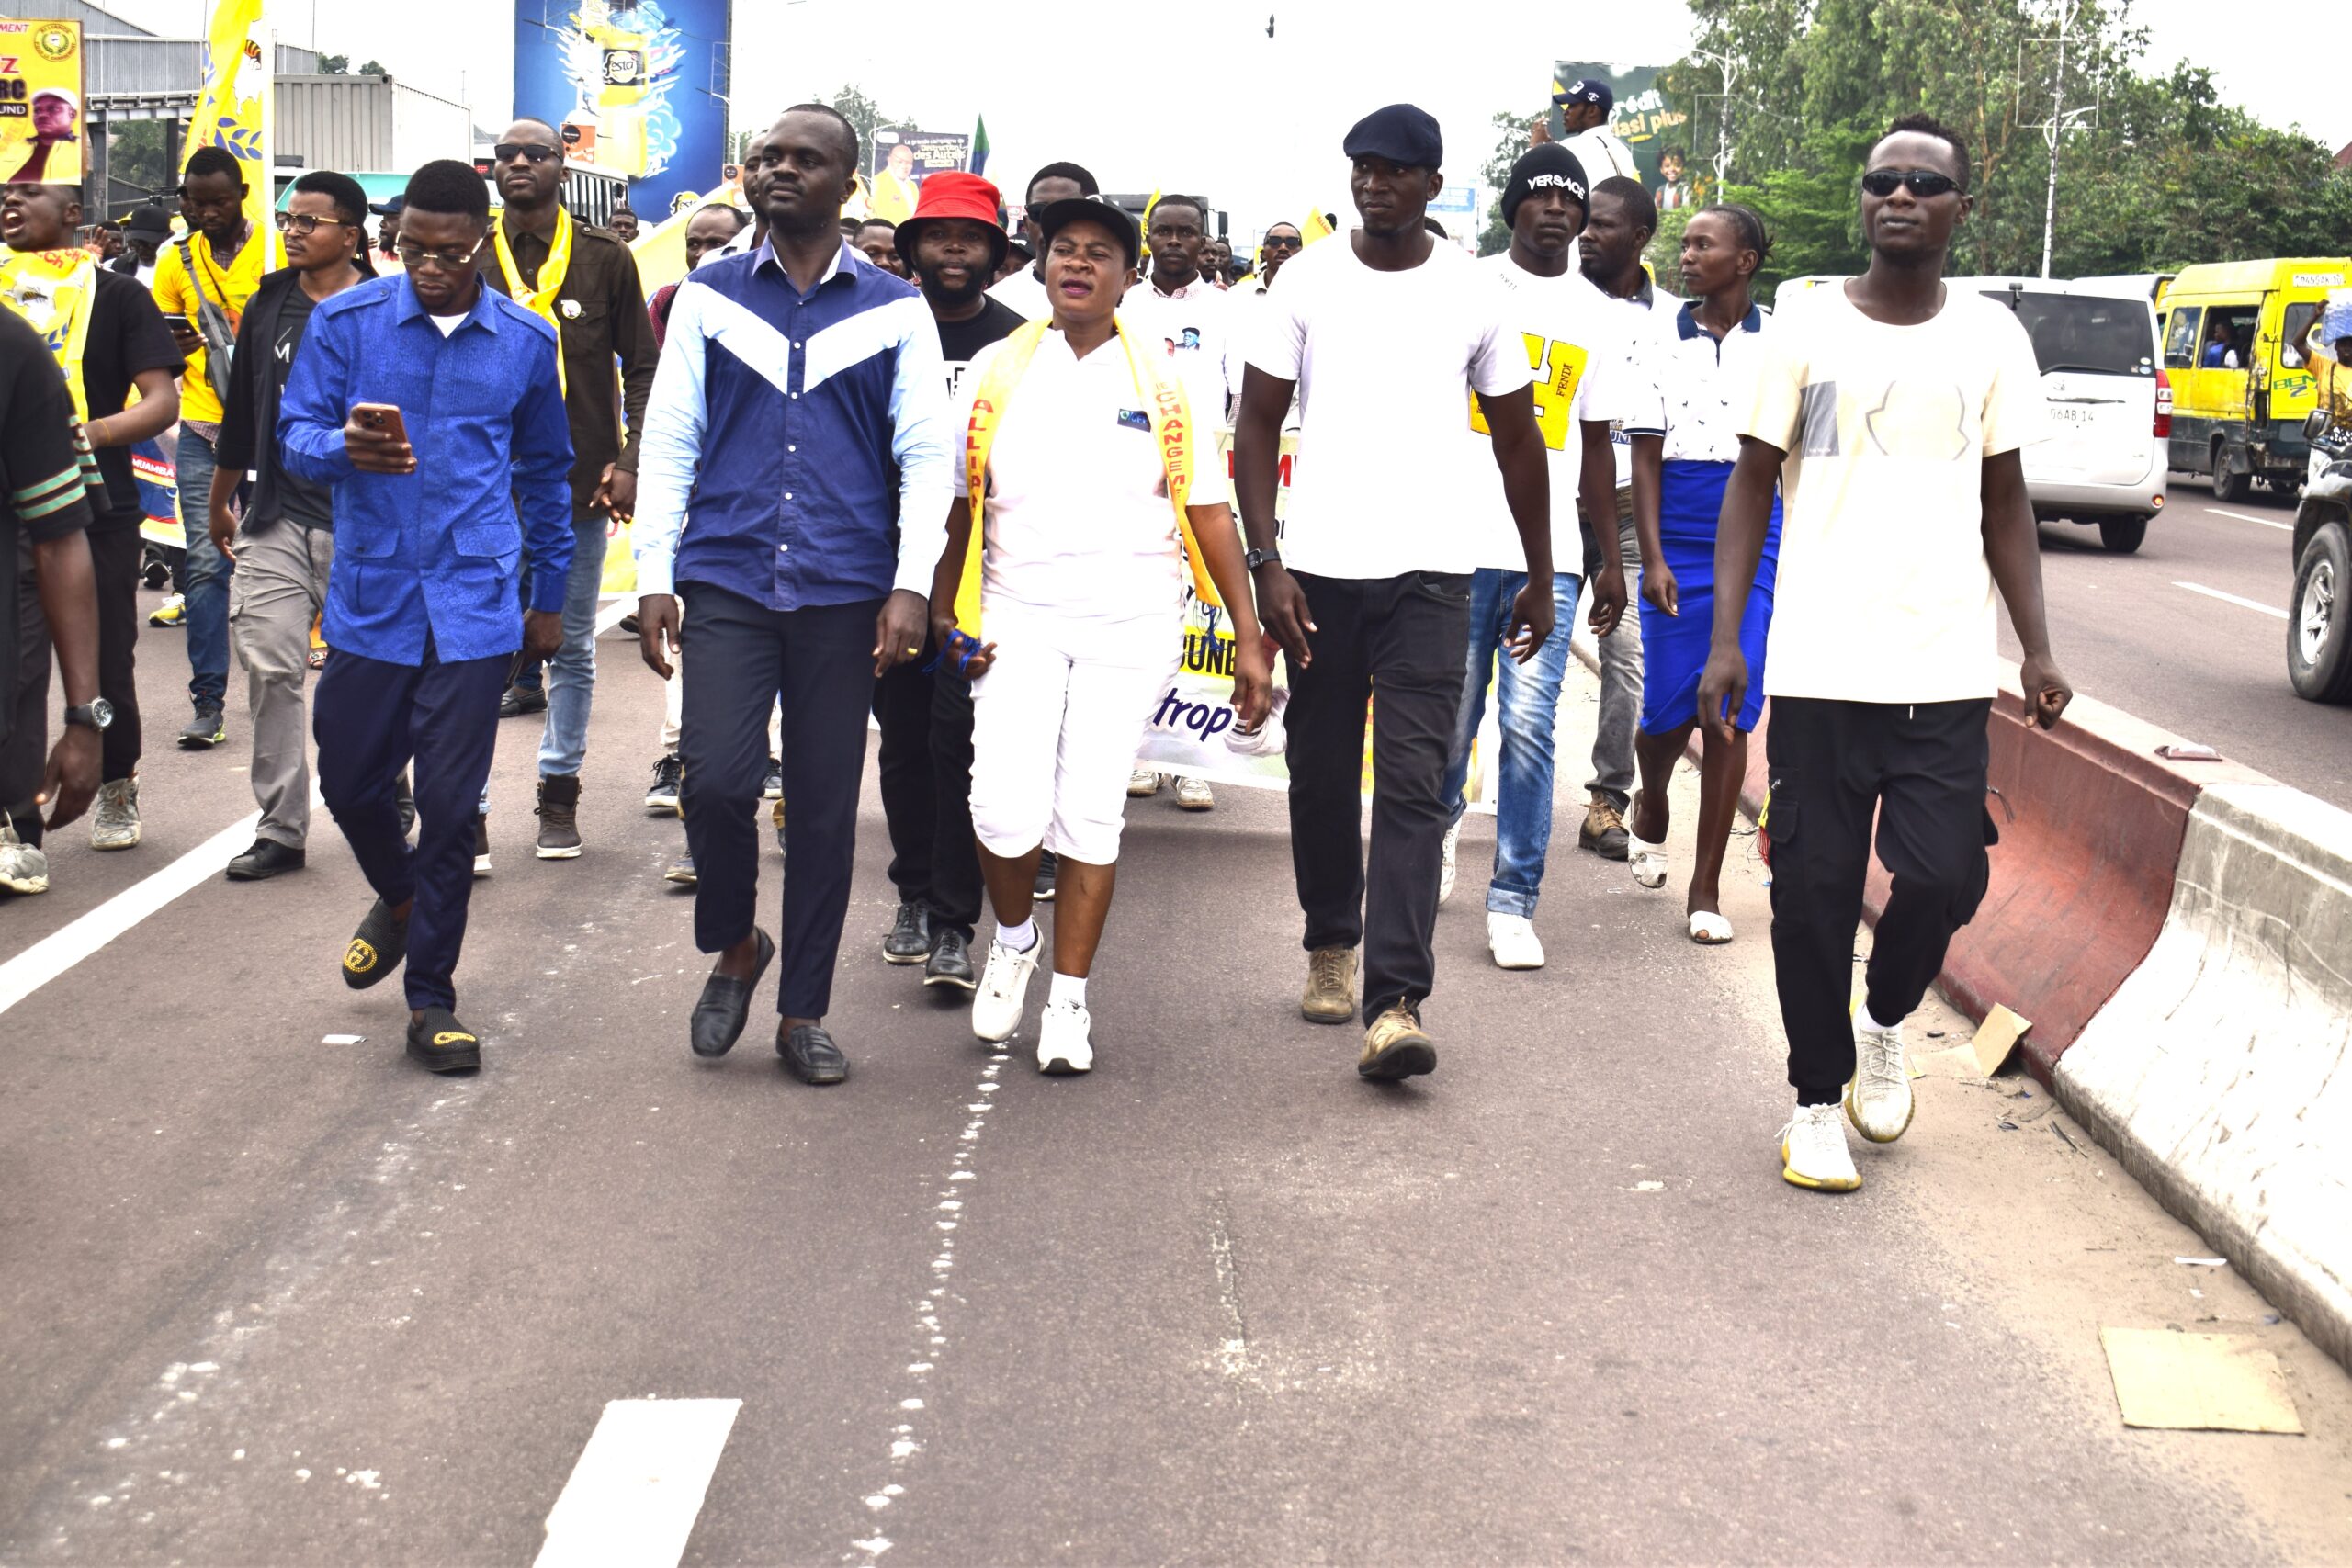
top-left (2049, 404), bottom-right (2094, 424)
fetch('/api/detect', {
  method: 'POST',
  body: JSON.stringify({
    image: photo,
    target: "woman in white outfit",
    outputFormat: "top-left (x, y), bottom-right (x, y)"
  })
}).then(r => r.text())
top-left (930, 196), bottom-right (1271, 1075)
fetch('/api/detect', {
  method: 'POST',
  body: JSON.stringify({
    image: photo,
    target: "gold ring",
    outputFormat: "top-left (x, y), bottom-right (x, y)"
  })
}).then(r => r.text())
top-left (905, 646), bottom-right (921, 655)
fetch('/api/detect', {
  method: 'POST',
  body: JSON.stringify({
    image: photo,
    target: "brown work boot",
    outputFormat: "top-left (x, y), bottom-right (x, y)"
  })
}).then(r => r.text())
top-left (535, 773), bottom-right (583, 860)
top-left (1358, 1003), bottom-right (1437, 1081)
top-left (1579, 789), bottom-right (1630, 861)
top-left (1300, 946), bottom-right (1358, 1024)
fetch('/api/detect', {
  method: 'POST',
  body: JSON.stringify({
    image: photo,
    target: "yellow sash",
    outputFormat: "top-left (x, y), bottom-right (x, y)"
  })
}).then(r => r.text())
top-left (493, 207), bottom-right (574, 394)
top-left (956, 315), bottom-right (1221, 631)
top-left (0, 248), bottom-right (97, 423)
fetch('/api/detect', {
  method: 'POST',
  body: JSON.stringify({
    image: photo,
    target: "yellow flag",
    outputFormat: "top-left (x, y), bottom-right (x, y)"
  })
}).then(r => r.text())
top-left (1139, 188), bottom-right (1162, 263)
top-left (1301, 208), bottom-right (1336, 246)
top-left (186, 0), bottom-right (277, 261)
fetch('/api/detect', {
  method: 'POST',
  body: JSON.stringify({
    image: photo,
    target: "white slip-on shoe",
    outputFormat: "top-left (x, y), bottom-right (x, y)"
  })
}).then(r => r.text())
top-left (1629, 832), bottom-right (1668, 889)
top-left (972, 936), bottom-right (1039, 1043)
top-left (1172, 773), bottom-right (1214, 810)
top-left (1687, 909), bottom-right (1735, 944)
top-left (1036, 998), bottom-right (1093, 1075)
top-left (1126, 766), bottom-right (1161, 798)
top-left (1846, 1017), bottom-right (1917, 1144)
top-left (1439, 819), bottom-right (1462, 905)
top-left (1487, 911), bottom-right (1545, 969)
top-left (1779, 1102), bottom-right (1861, 1191)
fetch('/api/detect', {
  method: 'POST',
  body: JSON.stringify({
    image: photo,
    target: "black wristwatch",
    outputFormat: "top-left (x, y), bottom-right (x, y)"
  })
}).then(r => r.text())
top-left (63, 698), bottom-right (114, 732)
top-left (1245, 547), bottom-right (1283, 570)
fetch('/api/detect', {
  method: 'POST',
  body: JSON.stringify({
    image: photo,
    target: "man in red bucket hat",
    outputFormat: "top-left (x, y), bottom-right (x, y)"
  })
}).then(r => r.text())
top-left (870, 170), bottom-right (1033, 993)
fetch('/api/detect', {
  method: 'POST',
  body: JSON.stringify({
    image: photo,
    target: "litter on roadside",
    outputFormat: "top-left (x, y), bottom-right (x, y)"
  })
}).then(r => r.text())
top-left (2175, 1256), bottom-right (2230, 1268)
top-left (2099, 1327), bottom-right (2304, 1434)
top-left (1971, 1004), bottom-right (2033, 1076)
top-left (322, 1034), bottom-right (366, 1045)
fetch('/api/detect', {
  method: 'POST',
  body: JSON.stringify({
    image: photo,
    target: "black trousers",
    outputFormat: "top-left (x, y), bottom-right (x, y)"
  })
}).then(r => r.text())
top-left (1284, 570), bottom-right (1473, 1022)
top-left (89, 524), bottom-right (142, 783)
top-left (679, 584), bottom-right (878, 1019)
top-left (1763, 696), bottom-right (1997, 1103)
top-left (869, 649), bottom-right (986, 937)
top-left (2, 538), bottom-right (44, 842)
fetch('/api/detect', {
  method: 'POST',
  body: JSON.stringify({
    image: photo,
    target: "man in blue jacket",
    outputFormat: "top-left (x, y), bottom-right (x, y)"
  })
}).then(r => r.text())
top-left (280, 160), bottom-right (574, 1073)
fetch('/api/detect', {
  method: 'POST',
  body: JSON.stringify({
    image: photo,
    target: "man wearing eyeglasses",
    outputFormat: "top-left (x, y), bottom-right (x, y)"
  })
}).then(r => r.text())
top-left (1700, 114), bottom-right (2069, 1193)
top-left (279, 159), bottom-right (575, 1075)
top-left (479, 117), bottom-right (656, 868)
top-left (205, 171), bottom-right (374, 882)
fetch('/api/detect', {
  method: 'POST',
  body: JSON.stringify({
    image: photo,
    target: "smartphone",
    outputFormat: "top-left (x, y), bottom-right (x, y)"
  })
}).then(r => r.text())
top-left (353, 402), bottom-right (409, 445)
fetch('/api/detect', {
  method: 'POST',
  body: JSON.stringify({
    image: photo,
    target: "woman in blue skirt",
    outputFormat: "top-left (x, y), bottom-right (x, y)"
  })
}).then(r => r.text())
top-left (1623, 205), bottom-right (1781, 942)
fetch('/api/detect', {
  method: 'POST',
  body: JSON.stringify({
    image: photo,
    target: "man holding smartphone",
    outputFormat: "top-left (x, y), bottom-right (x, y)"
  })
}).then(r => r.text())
top-left (279, 160), bottom-right (575, 1074)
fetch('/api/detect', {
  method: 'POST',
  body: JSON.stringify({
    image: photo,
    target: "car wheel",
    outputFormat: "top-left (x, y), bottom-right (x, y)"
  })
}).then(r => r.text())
top-left (2214, 446), bottom-right (2251, 503)
top-left (2098, 515), bottom-right (2150, 554)
top-left (2289, 522), bottom-right (2352, 703)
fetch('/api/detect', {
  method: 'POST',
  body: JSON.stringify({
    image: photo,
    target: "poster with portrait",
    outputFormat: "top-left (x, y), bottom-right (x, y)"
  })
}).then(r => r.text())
top-left (866, 128), bottom-right (970, 225)
top-left (1, 18), bottom-right (84, 186)
top-left (1549, 61), bottom-right (1694, 212)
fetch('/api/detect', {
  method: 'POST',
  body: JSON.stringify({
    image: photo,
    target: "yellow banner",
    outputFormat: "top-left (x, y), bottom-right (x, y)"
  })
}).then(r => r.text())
top-left (185, 0), bottom-right (274, 243)
top-left (1, 18), bottom-right (84, 186)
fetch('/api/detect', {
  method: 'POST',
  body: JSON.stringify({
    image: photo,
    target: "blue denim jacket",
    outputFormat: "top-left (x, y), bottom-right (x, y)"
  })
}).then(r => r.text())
top-left (280, 273), bottom-right (575, 665)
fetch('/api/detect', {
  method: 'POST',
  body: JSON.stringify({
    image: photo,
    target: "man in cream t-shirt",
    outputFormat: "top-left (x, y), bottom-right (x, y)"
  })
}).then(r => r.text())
top-left (1698, 114), bottom-right (2072, 1194)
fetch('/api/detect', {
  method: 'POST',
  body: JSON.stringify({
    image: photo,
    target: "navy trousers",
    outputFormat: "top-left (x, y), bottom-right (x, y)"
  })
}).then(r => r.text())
top-left (679, 584), bottom-right (878, 1019)
top-left (313, 642), bottom-right (508, 1011)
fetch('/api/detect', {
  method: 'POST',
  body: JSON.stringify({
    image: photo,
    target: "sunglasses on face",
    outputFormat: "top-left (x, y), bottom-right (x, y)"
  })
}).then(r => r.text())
top-left (396, 238), bottom-right (484, 271)
top-left (495, 142), bottom-right (561, 165)
top-left (1262, 235), bottom-right (1301, 251)
top-left (1860, 168), bottom-right (1961, 199)
top-left (274, 211), bottom-right (356, 236)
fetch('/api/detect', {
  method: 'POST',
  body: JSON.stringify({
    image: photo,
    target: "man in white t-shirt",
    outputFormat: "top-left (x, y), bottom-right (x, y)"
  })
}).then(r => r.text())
top-left (987, 161), bottom-right (1098, 321)
top-left (1547, 78), bottom-right (1641, 186)
top-left (1235, 103), bottom-right (1556, 1083)
top-left (1700, 114), bottom-right (2072, 1194)
top-left (1435, 143), bottom-right (1630, 972)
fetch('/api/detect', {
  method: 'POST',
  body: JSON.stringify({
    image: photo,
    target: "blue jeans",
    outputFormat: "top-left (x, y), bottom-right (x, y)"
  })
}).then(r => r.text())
top-left (536, 513), bottom-right (609, 777)
top-left (1441, 568), bottom-right (1582, 919)
top-left (176, 425), bottom-right (232, 710)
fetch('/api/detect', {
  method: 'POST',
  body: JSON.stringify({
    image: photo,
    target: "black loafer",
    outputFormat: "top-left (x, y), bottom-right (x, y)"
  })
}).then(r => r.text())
top-left (780, 1022), bottom-right (848, 1085)
top-left (227, 837), bottom-right (306, 880)
top-left (406, 1006), bottom-right (481, 1073)
top-left (342, 897), bottom-right (408, 989)
top-left (690, 929), bottom-right (775, 1058)
top-left (923, 927), bottom-right (977, 991)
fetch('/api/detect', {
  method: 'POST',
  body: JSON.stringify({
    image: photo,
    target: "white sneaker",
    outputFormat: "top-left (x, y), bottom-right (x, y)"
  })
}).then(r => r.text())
top-left (1172, 773), bottom-right (1214, 810)
top-left (1778, 1103), bottom-right (1861, 1191)
top-left (1036, 998), bottom-right (1094, 1075)
top-left (1846, 1017), bottom-right (1917, 1144)
top-left (1438, 819), bottom-right (1462, 904)
top-left (1126, 766), bottom-right (1161, 798)
top-left (0, 817), bottom-right (49, 894)
top-left (972, 936), bottom-right (1039, 1043)
top-left (1487, 911), bottom-right (1545, 969)
top-left (90, 777), bottom-right (141, 850)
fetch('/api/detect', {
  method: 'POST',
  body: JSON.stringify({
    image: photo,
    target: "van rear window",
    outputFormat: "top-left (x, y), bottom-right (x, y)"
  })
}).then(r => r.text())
top-left (1980, 291), bottom-right (2156, 378)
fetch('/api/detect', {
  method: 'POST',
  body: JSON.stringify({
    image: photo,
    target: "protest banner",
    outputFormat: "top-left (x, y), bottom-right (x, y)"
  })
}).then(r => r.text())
top-left (1, 18), bottom-right (83, 186)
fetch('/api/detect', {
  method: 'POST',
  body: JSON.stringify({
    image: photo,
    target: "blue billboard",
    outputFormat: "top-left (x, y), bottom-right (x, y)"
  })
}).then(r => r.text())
top-left (514, 0), bottom-right (729, 219)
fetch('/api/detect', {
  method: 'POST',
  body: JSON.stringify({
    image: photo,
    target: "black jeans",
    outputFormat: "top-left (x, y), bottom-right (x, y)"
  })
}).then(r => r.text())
top-left (925, 667), bottom-right (985, 939)
top-left (1284, 570), bottom-right (1473, 1022)
top-left (871, 643), bottom-right (936, 908)
top-left (1763, 696), bottom-right (1997, 1103)
top-left (678, 584), bottom-right (878, 1019)
top-left (2, 539), bottom-right (44, 843)
top-left (89, 523), bottom-right (142, 783)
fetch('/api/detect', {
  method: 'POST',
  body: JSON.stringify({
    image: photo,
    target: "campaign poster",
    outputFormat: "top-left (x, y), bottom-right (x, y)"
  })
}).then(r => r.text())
top-left (1550, 61), bottom-right (1693, 209)
top-left (1, 18), bottom-right (84, 186)
top-left (514, 0), bottom-right (729, 220)
top-left (865, 128), bottom-right (970, 226)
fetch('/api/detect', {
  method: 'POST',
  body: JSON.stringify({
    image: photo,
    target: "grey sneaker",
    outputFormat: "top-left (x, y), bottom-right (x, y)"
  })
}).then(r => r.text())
top-left (89, 777), bottom-right (141, 850)
top-left (177, 704), bottom-right (225, 750)
top-left (0, 818), bottom-right (48, 894)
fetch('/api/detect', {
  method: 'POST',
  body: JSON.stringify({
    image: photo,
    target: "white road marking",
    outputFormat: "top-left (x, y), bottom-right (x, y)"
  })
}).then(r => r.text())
top-left (535, 1398), bottom-right (741, 1568)
top-left (2200, 507), bottom-right (2293, 533)
top-left (594, 592), bottom-right (634, 635)
top-left (2175, 581), bottom-right (2290, 619)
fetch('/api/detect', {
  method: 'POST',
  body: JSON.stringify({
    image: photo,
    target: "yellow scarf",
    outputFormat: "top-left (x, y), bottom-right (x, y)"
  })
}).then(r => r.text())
top-left (492, 207), bottom-right (573, 393)
top-left (956, 315), bottom-right (1221, 631)
top-left (0, 247), bottom-right (97, 423)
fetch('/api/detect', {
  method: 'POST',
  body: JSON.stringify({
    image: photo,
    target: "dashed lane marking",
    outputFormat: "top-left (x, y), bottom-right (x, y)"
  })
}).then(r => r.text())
top-left (2174, 581), bottom-right (2290, 620)
top-left (2199, 507), bottom-right (2294, 533)
top-left (535, 1398), bottom-right (741, 1568)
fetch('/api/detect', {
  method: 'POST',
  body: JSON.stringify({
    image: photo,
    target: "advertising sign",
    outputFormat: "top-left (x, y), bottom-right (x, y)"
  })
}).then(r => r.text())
top-left (515, 0), bottom-right (729, 221)
top-left (1550, 61), bottom-right (1692, 207)
top-left (865, 127), bottom-right (970, 225)
top-left (1, 18), bottom-right (83, 186)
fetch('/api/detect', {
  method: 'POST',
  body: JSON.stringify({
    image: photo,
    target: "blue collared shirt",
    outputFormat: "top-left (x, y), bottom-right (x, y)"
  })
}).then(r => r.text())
top-left (280, 273), bottom-right (575, 665)
top-left (633, 240), bottom-right (950, 607)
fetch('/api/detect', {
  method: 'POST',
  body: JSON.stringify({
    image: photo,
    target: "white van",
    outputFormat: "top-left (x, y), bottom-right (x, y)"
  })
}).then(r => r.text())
top-left (1955, 276), bottom-right (2169, 553)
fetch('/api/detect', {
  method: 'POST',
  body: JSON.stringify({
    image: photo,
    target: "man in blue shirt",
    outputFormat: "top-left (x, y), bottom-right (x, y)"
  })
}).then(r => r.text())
top-left (634, 105), bottom-right (952, 1085)
top-left (280, 160), bottom-right (574, 1074)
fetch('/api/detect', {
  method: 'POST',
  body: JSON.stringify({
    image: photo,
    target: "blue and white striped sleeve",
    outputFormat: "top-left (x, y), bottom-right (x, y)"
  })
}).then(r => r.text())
top-left (886, 298), bottom-right (953, 598)
top-left (631, 279), bottom-right (712, 600)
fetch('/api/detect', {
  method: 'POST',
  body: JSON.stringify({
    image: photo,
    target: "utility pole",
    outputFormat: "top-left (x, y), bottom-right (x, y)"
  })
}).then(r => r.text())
top-left (2029, 0), bottom-right (2101, 279)
top-left (1691, 48), bottom-right (1742, 187)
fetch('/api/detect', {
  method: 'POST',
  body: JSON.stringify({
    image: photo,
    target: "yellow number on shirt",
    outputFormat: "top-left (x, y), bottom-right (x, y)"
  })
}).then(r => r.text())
top-left (1470, 333), bottom-right (1589, 452)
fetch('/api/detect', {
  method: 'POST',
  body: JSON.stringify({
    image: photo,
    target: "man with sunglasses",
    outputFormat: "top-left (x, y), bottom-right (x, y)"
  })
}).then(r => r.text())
top-left (1253, 222), bottom-right (1302, 288)
top-left (279, 159), bottom-right (574, 1074)
top-left (206, 171), bottom-right (373, 882)
top-left (152, 145), bottom-right (266, 754)
top-left (479, 117), bottom-right (655, 869)
top-left (1700, 114), bottom-right (2069, 1193)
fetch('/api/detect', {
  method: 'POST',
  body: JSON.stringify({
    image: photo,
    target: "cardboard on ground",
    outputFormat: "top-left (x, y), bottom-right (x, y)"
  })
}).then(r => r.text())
top-left (1971, 1003), bottom-right (2032, 1076)
top-left (2099, 1327), bottom-right (2305, 1434)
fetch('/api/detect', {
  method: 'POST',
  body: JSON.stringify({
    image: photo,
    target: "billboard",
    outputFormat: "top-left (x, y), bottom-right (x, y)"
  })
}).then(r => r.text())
top-left (865, 127), bottom-right (969, 225)
top-left (514, 0), bottom-right (729, 221)
top-left (1551, 62), bottom-right (1694, 208)
top-left (1, 18), bottom-right (83, 186)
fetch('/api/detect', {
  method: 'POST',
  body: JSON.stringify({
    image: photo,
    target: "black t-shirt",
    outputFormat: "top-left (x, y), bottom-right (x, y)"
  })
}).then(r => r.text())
top-left (937, 297), bottom-right (1027, 401)
top-left (266, 288), bottom-right (334, 528)
top-left (1, 310), bottom-right (95, 747)
top-left (78, 267), bottom-right (186, 527)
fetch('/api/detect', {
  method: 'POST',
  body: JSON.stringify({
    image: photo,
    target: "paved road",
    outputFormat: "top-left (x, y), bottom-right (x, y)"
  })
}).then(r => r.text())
top-left (2007, 478), bottom-right (2352, 809)
top-left (5, 604), bottom-right (2350, 1563)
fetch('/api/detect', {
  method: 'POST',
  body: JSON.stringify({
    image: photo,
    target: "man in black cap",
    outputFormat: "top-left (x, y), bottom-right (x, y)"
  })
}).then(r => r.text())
top-left (1234, 103), bottom-right (1555, 1083)
top-left (371, 196), bottom-right (402, 259)
top-left (1543, 77), bottom-right (1639, 185)
top-left (117, 205), bottom-right (170, 286)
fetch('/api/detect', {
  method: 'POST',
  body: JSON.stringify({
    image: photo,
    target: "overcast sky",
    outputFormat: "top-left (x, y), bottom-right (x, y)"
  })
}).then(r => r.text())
top-left (104, 0), bottom-right (2352, 241)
